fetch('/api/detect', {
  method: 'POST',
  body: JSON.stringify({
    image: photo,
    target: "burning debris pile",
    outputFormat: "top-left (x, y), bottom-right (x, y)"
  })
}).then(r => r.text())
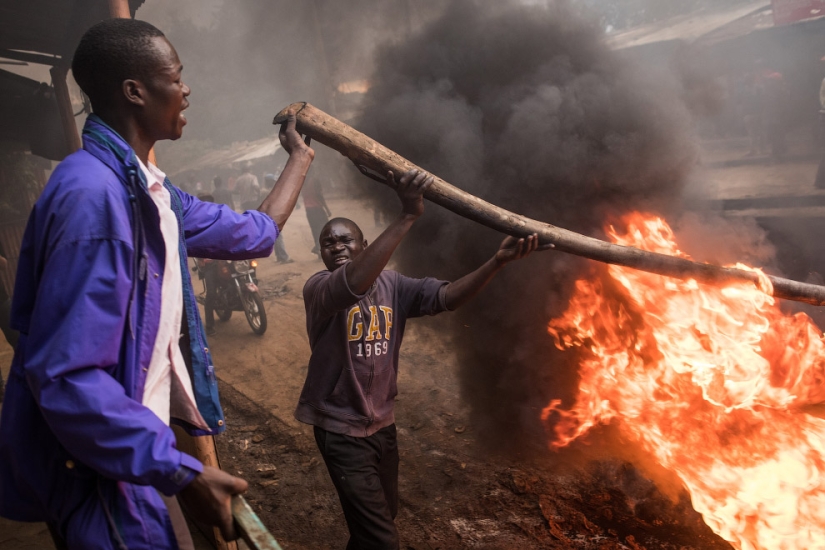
top-left (501, 462), bottom-right (731, 550)
top-left (546, 213), bottom-right (825, 549)
top-left (350, 1), bottom-right (825, 548)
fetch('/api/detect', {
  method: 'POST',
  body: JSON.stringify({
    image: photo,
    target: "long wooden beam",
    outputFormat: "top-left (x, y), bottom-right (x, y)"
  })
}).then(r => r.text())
top-left (108, 0), bottom-right (131, 18)
top-left (50, 64), bottom-right (81, 154)
top-left (0, 49), bottom-right (60, 66)
top-left (274, 102), bottom-right (825, 306)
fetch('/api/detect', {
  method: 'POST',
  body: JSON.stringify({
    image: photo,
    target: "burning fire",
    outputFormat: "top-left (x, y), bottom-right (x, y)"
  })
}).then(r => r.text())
top-left (544, 212), bottom-right (825, 550)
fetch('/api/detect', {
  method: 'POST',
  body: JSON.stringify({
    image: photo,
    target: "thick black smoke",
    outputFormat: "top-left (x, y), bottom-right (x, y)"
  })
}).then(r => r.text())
top-left (355, 0), bottom-right (699, 451)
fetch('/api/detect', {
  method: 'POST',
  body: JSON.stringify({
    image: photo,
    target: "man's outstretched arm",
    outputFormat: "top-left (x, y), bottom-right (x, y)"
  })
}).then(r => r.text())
top-left (443, 234), bottom-right (542, 311)
top-left (258, 110), bottom-right (314, 229)
top-left (345, 169), bottom-right (433, 294)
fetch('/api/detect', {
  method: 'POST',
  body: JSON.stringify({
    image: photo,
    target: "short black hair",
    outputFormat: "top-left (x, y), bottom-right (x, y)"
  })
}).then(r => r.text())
top-left (71, 19), bottom-right (166, 110)
top-left (213, 176), bottom-right (223, 188)
top-left (323, 217), bottom-right (364, 242)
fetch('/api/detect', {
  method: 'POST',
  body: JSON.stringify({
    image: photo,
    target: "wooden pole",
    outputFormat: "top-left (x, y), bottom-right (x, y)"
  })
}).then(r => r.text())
top-left (173, 428), bottom-right (238, 550)
top-left (273, 102), bottom-right (825, 307)
top-left (107, 0), bottom-right (131, 18)
top-left (50, 64), bottom-right (81, 156)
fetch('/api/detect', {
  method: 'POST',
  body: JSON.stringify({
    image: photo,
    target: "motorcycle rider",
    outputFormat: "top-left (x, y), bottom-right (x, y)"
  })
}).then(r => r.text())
top-left (200, 261), bottom-right (222, 336)
top-left (202, 257), bottom-right (221, 336)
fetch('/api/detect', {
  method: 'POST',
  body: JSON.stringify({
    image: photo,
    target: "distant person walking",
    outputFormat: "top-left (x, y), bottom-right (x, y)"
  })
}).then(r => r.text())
top-left (0, 247), bottom-right (18, 401)
top-left (820, 74), bottom-right (825, 112)
top-left (0, 248), bottom-right (16, 350)
top-left (742, 71), bottom-right (767, 158)
top-left (303, 179), bottom-right (331, 257)
top-left (212, 176), bottom-right (235, 210)
top-left (236, 165), bottom-right (260, 208)
top-left (816, 74), bottom-right (825, 188)
top-left (761, 68), bottom-right (789, 161)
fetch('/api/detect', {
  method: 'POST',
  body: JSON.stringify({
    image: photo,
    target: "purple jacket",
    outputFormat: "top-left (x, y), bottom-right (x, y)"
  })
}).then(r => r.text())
top-left (0, 115), bottom-right (276, 546)
top-left (295, 266), bottom-right (449, 437)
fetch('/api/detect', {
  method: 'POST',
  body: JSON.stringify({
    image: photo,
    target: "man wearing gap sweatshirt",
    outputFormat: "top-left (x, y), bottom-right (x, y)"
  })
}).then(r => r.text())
top-left (295, 168), bottom-right (543, 549)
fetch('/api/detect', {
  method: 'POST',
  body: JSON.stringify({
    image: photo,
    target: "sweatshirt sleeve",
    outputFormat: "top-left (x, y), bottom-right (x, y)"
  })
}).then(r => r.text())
top-left (396, 273), bottom-right (450, 318)
top-left (175, 187), bottom-right (277, 260)
top-left (21, 237), bottom-right (201, 496)
top-left (304, 266), bottom-right (367, 322)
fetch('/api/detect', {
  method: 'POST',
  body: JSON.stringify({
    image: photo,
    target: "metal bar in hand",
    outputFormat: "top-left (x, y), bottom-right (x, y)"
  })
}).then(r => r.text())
top-left (232, 495), bottom-right (283, 550)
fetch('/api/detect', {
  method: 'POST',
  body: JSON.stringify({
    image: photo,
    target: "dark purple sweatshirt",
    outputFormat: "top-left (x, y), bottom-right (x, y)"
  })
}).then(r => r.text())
top-left (294, 265), bottom-right (449, 437)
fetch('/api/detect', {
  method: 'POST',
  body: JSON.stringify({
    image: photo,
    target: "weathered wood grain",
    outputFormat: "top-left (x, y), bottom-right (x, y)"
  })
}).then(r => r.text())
top-left (274, 102), bottom-right (825, 306)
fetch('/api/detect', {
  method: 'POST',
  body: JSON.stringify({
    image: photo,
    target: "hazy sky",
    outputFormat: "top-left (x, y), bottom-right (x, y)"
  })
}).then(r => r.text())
top-left (138, 0), bottom-right (224, 30)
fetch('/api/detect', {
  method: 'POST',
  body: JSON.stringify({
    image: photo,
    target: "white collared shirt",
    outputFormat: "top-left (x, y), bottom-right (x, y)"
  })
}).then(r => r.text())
top-left (137, 157), bottom-right (198, 426)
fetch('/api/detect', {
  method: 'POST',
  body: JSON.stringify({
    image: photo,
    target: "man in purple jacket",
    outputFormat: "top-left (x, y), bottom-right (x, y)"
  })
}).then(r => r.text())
top-left (295, 169), bottom-right (542, 549)
top-left (0, 19), bottom-right (313, 549)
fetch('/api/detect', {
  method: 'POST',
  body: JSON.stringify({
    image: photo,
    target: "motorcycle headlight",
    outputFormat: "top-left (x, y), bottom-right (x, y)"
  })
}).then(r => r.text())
top-left (233, 260), bottom-right (251, 274)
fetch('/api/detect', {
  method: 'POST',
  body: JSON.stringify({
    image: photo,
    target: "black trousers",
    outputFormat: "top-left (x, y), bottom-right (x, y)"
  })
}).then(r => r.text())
top-left (314, 424), bottom-right (400, 550)
top-left (203, 267), bottom-right (219, 329)
top-left (817, 111), bottom-right (825, 188)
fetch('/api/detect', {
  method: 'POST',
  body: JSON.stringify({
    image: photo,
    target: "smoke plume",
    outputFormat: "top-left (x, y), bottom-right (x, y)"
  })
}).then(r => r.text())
top-left (356, 0), bottom-right (700, 450)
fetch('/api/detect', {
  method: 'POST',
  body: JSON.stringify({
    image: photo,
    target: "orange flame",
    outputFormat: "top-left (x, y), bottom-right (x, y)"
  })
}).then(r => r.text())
top-left (544, 212), bottom-right (825, 550)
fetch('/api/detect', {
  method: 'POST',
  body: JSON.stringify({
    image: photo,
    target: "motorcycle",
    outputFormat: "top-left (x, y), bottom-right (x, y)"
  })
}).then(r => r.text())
top-left (194, 258), bottom-right (267, 335)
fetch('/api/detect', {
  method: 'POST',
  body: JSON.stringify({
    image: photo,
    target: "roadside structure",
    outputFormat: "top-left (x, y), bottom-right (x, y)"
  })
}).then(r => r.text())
top-left (0, 0), bottom-right (144, 292)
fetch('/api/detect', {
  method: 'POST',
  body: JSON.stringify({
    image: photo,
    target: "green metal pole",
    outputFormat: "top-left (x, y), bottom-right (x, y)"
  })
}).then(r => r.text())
top-left (232, 495), bottom-right (284, 550)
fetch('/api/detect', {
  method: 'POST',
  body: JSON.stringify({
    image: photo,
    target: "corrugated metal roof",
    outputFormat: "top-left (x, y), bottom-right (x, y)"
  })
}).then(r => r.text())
top-left (606, 1), bottom-right (771, 50)
top-left (0, 68), bottom-right (70, 160)
top-left (695, 6), bottom-right (777, 46)
top-left (0, 0), bottom-right (145, 61)
top-left (170, 135), bottom-right (282, 177)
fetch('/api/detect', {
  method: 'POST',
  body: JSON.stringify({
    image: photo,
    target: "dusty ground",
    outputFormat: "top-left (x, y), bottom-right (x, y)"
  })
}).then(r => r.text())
top-left (215, 380), bottom-right (731, 550)
top-left (2, 140), bottom-right (822, 548)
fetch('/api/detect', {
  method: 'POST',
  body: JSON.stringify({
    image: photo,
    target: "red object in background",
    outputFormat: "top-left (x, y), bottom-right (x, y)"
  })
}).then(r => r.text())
top-left (772, 0), bottom-right (825, 25)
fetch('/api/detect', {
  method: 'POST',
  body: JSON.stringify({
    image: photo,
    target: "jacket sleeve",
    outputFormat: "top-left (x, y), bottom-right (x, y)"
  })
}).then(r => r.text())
top-left (175, 187), bottom-right (277, 260)
top-left (22, 237), bottom-right (202, 496)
